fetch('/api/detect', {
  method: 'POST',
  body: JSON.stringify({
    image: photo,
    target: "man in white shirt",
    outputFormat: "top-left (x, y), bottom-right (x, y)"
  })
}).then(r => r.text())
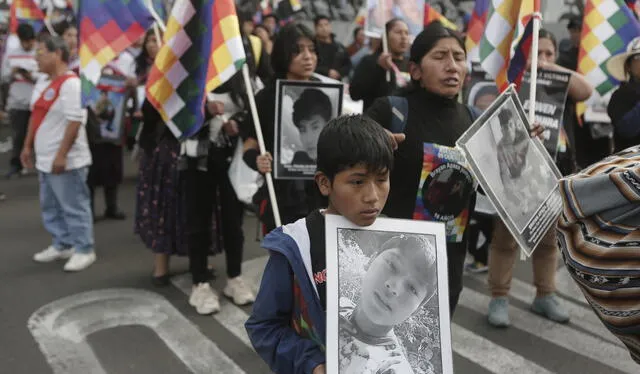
top-left (3, 24), bottom-right (36, 177)
top-left (20, 36), bottom-right (95, 272)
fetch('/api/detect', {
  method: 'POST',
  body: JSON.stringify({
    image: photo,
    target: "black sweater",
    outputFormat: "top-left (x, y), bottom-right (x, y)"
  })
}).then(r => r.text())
top-left (350, 52), bottom-right (409, 111)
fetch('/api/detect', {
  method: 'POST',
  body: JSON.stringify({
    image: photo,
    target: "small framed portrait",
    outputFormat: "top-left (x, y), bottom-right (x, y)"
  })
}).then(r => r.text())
top-left (274, 80), bottom-right (343, 180)
top-left (456, 86), bottom-right (563, 256)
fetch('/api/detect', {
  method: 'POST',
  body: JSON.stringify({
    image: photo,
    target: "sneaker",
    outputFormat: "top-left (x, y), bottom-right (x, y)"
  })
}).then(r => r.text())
top-left (33, 246), bottom-right (74, 263)
top-left (223, 276), bottom-right (255, 306)
top-left (189, 283), bottom-right (220, 315)
top-left (488, 297), bottom-right (511, 327)
top-left (465, 261), bottom-right (489, 273)
top-left (63, 252), bottom-right (96, 272)
top-left (531, 293), bottom-right (570, 323)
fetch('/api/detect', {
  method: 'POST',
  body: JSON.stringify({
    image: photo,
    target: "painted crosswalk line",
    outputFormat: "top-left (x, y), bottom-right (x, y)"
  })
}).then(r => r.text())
top-left (28, 288), bottom-right (246, 374)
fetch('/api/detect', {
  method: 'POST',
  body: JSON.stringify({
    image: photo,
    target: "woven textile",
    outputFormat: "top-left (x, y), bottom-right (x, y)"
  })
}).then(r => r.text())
top-left (557, 146), bottom-right (640, 365)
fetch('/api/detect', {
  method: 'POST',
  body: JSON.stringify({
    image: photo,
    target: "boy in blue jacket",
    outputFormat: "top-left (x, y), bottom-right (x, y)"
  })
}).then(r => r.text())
top-left (245, 114), bottom-right (398, 374)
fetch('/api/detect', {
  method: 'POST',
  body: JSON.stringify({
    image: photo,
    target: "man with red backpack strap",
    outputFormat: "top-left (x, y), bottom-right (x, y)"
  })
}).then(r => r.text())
top-left (20, 36), bottom-right (95, 272)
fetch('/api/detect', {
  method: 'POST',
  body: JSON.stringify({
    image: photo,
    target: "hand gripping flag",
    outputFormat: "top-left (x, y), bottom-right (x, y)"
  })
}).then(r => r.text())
top-left (78, 0), bottom-right (153, 104)
top-left (9, 0), bottom-right (45, 34)
top-left (424, 4), bottom-right (458, 30)
top-left (146, 0), bottom-right (246, 139)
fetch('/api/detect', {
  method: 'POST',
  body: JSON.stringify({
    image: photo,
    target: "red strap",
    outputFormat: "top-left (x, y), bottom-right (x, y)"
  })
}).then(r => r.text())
top-left (31, 73), bottom-right (77, 135)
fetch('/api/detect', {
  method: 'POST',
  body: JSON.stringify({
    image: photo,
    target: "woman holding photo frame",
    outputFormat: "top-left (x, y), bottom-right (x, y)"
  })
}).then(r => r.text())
top-left (486, 29), bottom-right (592, 328)
top-left (239, 23), bottom-right (323, 234)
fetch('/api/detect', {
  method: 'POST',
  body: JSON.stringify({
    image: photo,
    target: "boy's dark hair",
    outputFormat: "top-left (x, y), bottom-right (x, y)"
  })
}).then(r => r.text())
top-left (316, 114), bottom-right (393, 181)
top-left (292, 88), bottom-right (332, 128)
top-left (263, 14), bottom-right (279, 22)
top-left (40, 35), bottom-right (70, 63)
top-left (271, 23), bottom-right (315, 76)
top-left (17, 23), bottom-right (35, 42)
top-left (314, 15), bottom-right (330, 26)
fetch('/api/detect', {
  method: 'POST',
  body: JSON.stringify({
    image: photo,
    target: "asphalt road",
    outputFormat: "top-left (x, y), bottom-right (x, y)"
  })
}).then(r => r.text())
top-left (0, 142), bottom-right (637, 374)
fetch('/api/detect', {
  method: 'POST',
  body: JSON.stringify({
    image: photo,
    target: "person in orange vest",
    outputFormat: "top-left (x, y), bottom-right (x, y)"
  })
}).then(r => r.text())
top-left (20, 36), bottom-right (95, 272)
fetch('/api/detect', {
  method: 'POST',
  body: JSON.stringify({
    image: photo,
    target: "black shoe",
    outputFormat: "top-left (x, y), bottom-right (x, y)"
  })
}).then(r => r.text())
top-left (104, 210), bottom-right (126, 220)
top-left (151, 273), bottom-right (170, 287)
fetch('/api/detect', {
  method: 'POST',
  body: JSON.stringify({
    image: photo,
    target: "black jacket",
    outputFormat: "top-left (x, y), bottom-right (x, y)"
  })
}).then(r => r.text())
top-left (315, 34), bottom-right (351, 80)
top-left (350, 52), bottom-right (408, 111)
top-left (608, 80), bottom-right (640, 152)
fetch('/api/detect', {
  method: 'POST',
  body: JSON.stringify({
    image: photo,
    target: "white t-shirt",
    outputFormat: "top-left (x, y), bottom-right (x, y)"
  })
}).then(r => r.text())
top-left (32, 73), bottom-right (92, 173)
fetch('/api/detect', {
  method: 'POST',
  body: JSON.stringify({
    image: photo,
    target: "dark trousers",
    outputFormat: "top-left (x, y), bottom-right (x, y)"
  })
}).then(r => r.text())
top-left (448, 242), bottom-right (467, 316)
top-left (89, 185), bottom-right (119, 215)
top-left (467, 214), bottom-right (494, 264)
top-left (9, 109), bottom-right (30, 170)
top-left (183, 159), bottom-right (245, 284)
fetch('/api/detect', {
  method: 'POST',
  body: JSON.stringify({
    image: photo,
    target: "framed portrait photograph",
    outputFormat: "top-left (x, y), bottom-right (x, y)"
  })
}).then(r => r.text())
top-left (326, 215), bottom-right (453, 374)
top-left (274, 80), bottom-right (344, 180)
top-left (456, 86), bottom-right (563, 256)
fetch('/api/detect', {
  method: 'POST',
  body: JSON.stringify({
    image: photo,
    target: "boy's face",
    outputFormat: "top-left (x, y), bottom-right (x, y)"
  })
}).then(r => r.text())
top-left (298, 114), bottom-right (325, 159)
top-left (360, 246), bottom-right (433, 326)
top-left (316, 164), bottom-right (389, 227)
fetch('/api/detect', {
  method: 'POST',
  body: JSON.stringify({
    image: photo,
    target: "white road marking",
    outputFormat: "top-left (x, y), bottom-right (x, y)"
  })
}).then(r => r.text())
top-left (27, 288), bottom-right (246, 374)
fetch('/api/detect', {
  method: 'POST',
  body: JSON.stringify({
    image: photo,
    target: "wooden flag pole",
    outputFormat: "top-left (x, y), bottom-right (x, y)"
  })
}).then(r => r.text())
top-left (522, 11), bottom-right (542, 261)
top-left (380, 0), bottom-right (390, 82)
top-left (241, 64), bottom-right (282, 227)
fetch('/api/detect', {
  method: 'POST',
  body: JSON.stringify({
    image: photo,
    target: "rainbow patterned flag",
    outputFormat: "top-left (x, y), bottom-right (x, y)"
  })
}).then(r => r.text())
top-left (9, 0), bottom-right (45, 34)
top-left (354, 7), bottom-right (366, 27)
top-left (479, 0), bottom-right (540, 91)
top-left (413, 143), bottom-right (474, 243)
top-left (507, 15), bottom-right (535, 90)
top-left (146, 0), bottom-right (246, 139)
top-left (465, 0), bottom-right (490, 61)
top-left (78, 0), bottom-right (153, 104)
top-left (290, 0), bottom-right (302, 12)
top-left (424, 3), bottom-right (458, 30)
top-left (579, 0), bottom-right (640, 95)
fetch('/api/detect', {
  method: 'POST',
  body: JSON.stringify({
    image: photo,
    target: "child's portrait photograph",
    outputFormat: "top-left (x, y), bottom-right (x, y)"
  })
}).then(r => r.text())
top-left (273, 80), bottom-right (343, 180)
top-left (326, 215), bottom-right (453, 374)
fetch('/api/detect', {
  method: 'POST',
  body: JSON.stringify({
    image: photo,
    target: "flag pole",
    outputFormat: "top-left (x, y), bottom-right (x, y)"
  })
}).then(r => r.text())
top-left (523, 10), bottom-right (542, 261)
top-left (380, 0), bottom-right (390, 82)
top-left (241, 64), bottom-right (282, 227)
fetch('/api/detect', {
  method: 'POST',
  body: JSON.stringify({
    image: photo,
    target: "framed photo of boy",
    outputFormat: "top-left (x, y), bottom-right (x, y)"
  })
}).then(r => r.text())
top-left (274, 80), bottom-right (344, 180)
top-left (456, 86), bottom-right (563, 256)
top-left (326, 215), bottom-right (453, 374)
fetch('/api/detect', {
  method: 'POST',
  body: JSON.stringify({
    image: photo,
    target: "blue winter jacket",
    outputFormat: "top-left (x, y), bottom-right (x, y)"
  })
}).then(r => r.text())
top-left (245, 217), bottom-right (326, 374)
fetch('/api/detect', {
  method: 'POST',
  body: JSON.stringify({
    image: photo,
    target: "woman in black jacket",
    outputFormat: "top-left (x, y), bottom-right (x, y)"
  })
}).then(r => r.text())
top-left (365, 22), bottom-right (472, 314)
top-left (350, 18), bottom-right (410, 111)
top-left (241, 23), bottom-right (322, 233)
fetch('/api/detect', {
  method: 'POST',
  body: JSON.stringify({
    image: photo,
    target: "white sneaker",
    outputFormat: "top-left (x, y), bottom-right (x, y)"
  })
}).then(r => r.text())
top-left (189, 283), bottom-right (220, 315)
top-left (63, 252), bottom-right (96, 272)
top-left (33, 246), bottom-right (74, 263)
top-left (223, 276), bottom-right (255, 306)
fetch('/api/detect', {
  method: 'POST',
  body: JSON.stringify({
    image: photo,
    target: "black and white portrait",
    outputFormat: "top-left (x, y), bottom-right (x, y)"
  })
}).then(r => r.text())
top-left (457, 87), bottom-right (563, 255)
top-left (326, 215), bottom-right (453, 374)
top-left (274, 80), bottom-right (343, 179)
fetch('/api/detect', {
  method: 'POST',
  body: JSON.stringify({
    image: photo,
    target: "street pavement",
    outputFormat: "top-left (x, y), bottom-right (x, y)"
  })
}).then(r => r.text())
top-left (0, 144), bottom-right (637, 374)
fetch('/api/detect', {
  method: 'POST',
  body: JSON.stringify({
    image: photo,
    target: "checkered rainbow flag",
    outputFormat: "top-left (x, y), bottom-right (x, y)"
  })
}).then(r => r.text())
top-left (578, 0), bottom-right (640, 95)
top-left (146, 0), bottom-right (246, 139)
top-left (424, 4), bottom-right (458, 30)
top-left (78, 0), bottom-right (153, 104)
top-left (9, 0), bottom-right (45, 34)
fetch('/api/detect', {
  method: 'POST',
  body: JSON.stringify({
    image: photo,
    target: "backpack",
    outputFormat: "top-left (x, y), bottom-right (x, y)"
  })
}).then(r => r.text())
top-left (387, 96), bottom-right (481, 134)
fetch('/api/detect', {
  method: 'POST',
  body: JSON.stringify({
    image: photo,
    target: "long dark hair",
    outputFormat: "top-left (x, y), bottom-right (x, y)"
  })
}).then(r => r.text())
top-left (538, 28), bottom-right (558, 53)
top-left (135, 29), bottom-right (157, 79)
top-left (375, 18), bottom-right (407, 54)
top-left (270, 22), bottom-right (315, 77)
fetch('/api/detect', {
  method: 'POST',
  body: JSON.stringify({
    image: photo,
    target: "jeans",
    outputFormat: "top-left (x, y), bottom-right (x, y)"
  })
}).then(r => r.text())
top-left (39, 167), bottom-right (94, 253)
